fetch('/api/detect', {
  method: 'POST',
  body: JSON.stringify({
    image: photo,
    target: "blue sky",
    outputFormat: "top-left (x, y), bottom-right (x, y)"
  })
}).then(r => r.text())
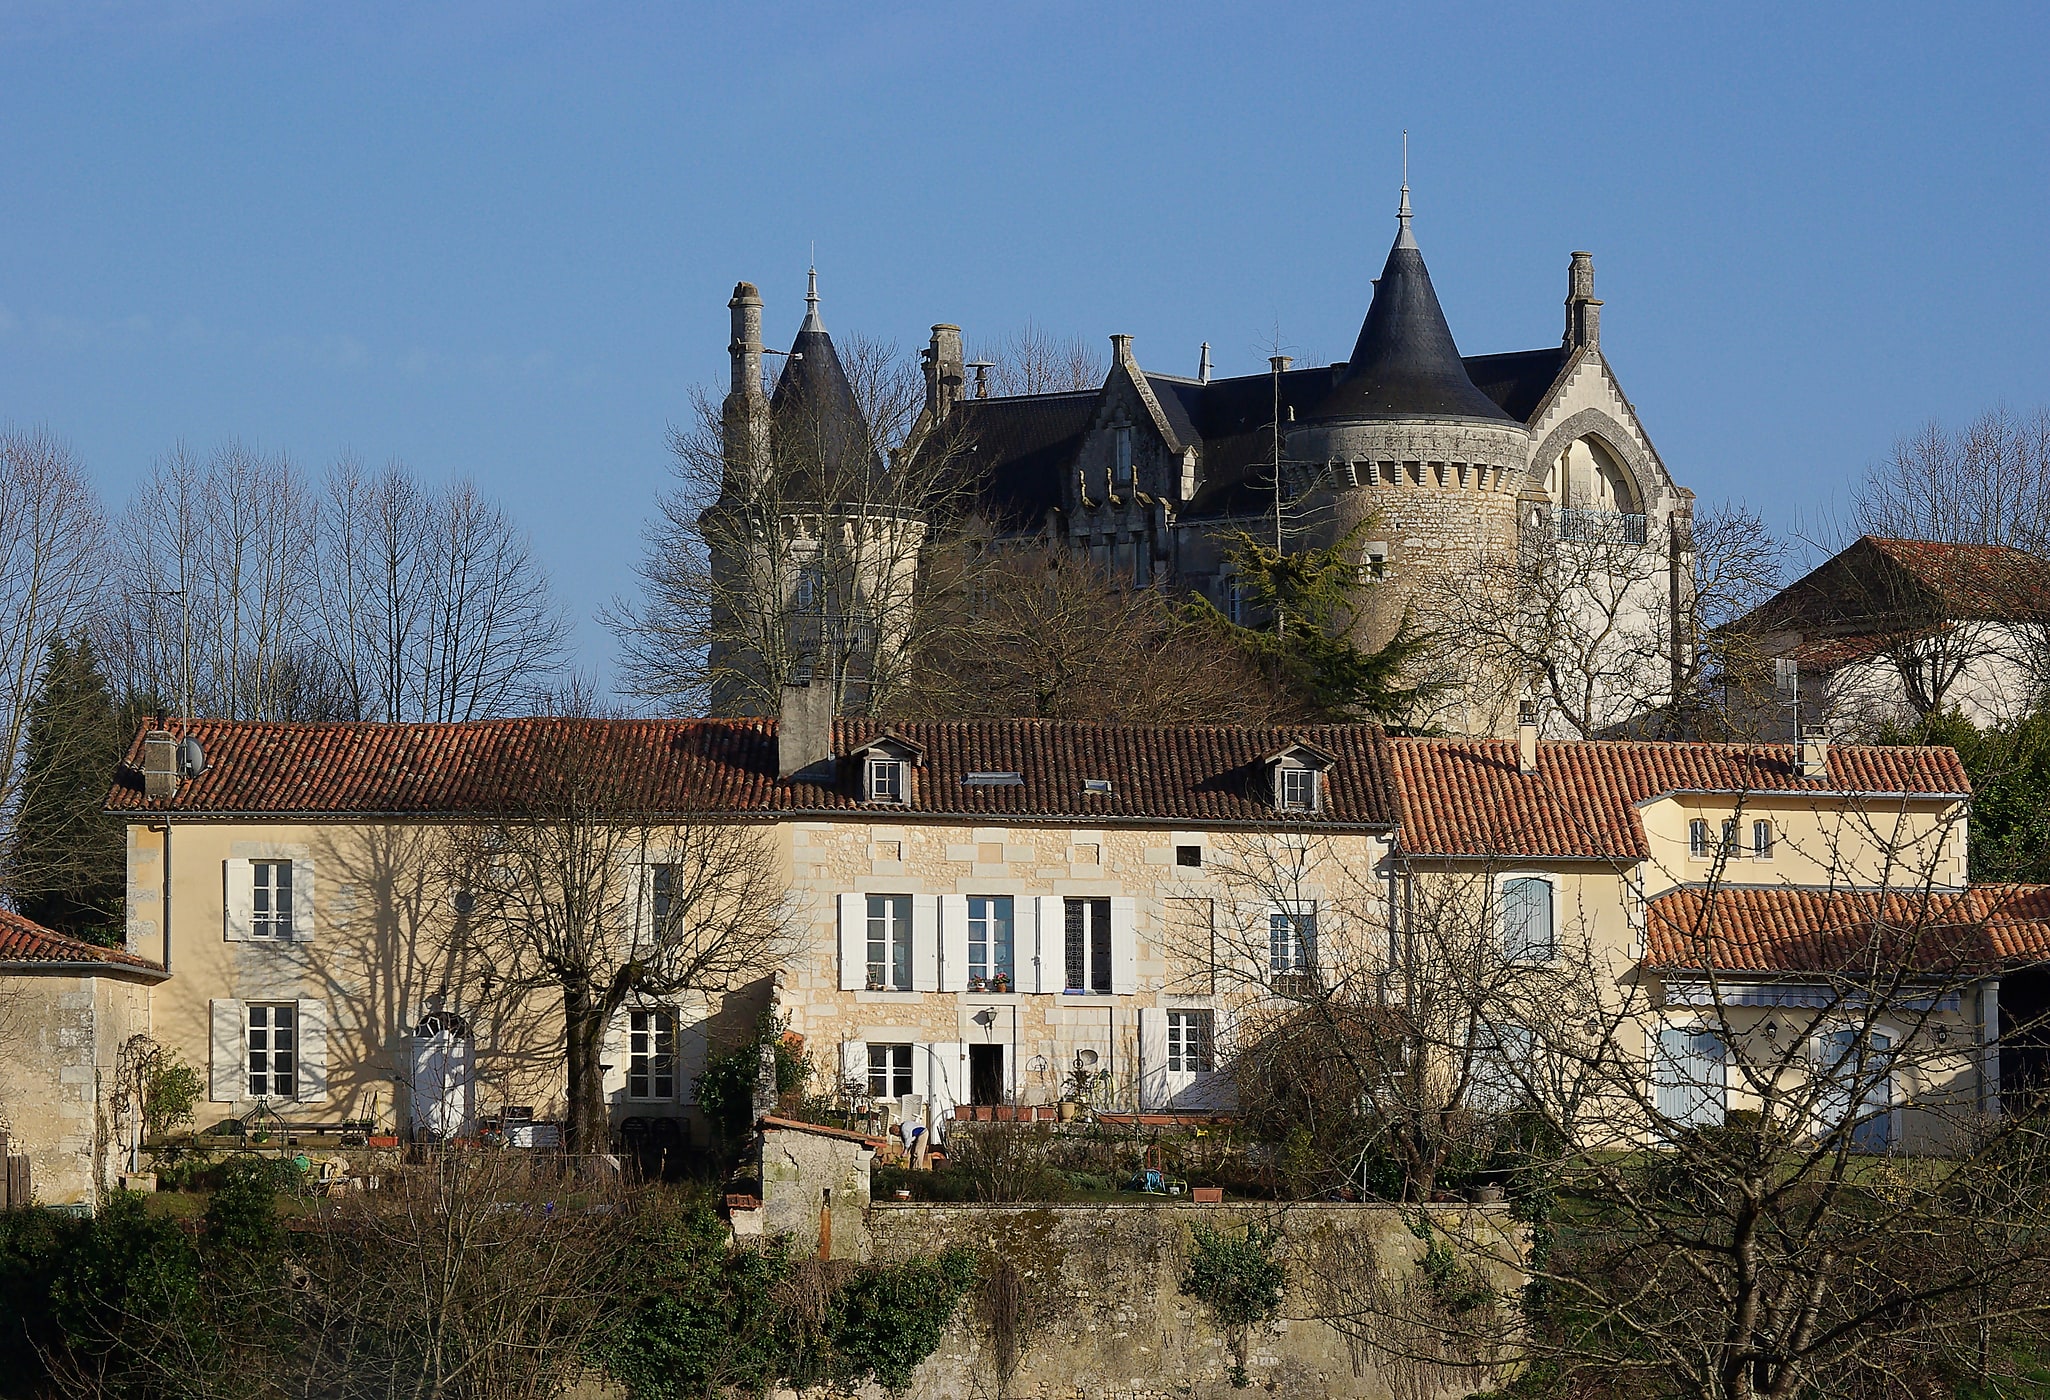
top-left (3, 2), bottom-right (2045, 689)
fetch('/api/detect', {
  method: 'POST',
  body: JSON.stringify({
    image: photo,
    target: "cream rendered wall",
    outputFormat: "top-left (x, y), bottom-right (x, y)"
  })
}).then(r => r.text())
top-left (1635, 794), bottom-right (1967, 897)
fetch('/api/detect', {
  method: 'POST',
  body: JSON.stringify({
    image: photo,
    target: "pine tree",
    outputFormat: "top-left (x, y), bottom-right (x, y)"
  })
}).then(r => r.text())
top-left (1187, 524), bottom-right (1431, 727)
top-left (7, 634), bottom-right (128, 944)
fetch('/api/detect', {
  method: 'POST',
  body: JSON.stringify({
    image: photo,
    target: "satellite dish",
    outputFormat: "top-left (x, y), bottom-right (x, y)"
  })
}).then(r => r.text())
top-left (177, 736), bottom-right (206, 778)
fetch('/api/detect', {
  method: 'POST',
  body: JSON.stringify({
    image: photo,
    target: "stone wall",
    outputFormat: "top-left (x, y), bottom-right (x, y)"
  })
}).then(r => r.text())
top-left (0, 971), bottom-right (154, 1207)
top-left (866, 1201), bottom-right (1524, 1400)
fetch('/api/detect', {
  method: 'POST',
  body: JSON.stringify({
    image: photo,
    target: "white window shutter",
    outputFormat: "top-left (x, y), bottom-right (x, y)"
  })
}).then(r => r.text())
top-left (296, 999), bottom-right (329, 1103)
top-left (1032, 896), bottom-right (1058, 994)
top-left (911, 894), bottom-right (941, 992)
top-left (940, 895), bottom-right (970, 992)
top-left (838, 1039), bottom-right (863, 1100)
top-left (209, 999), bottom-right (241, 1102)
top-left (838, 893), bottom-right (866, 991)
top-left (292, 859), bottom-right (315, 941)
top-left (601, 1010), bottom-right (629, 1103)
top-left (1110, 896), bottom-right (1139, 995)
top-left (925, 1042), bottom-right (964, 1138)
top-left (1138, 1008), bottom-right (1169, 1111)
top-left (222, 859), bottom-right (254, 942)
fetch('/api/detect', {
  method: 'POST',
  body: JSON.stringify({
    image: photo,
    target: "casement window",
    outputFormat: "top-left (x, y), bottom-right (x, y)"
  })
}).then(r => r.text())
top-left (1471, 1023), bottom-right (1536, 1111)
top-left (1722, 818), bottom-right (1742, 856)
top-left (968, 895), bottom-right (1015, 987)
top-left (1276, 764), bottom-right (1319, 813)
top-left (867, 757), bottom-right (907, 804)
top-left (1064, 896), bottom-right (1113, 994)
top-left (651, 865), bottom-right (677, 926)
top-left (1653, 1025), bottom-right (1727, 1129)
top-left (1167, 1010), bottom-right (1215, 1074)
top-left (1225, 574), bottom-right (1246, 625)
top-left (1752, 820), bottom-right (1775, 859)
top-left (1498, 877), bottom-right (1556, 962)
top-left (866, 894), bottom-right (913, 991)
top-left (253, 860), bottom-right (294, 938)
top-left (1688, 819), bottom-right (1712, 859)
top-left (795, 563), bottom-right (826, 614)
top-left (868, 1043), bottom-right (913, 1101)
top-left (1269, 902), bottom-right (1317, 981)
top-left (1113, 427), bottom-right (1133, 490)
top-left (1175, 844), bottom-right (1203, 868)
top-left (246, 1003), bottom-right (297, 1099)
top-left (628, 1009), bottom-right (676, 1101)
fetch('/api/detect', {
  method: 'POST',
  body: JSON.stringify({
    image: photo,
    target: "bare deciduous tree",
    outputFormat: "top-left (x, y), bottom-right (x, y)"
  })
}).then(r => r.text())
top-left (452, 722), bottom-right (791, 1149)
top-left (1849, 406), bottom-right (2050, 553)
top-left (973, 322), bottom-right (1105, 398)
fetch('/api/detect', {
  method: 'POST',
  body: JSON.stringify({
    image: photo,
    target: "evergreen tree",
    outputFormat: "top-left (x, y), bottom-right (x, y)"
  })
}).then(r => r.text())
top-left (1187, 524), bottom-right (1431, 727)
top-left (8, 634), bottom-right (128, 944)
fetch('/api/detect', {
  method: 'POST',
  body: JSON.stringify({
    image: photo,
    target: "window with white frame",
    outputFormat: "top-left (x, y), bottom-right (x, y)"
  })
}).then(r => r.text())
top-left (253, 860), bottom-right (294, 939)
top-left (1688, 819), bottom-right (1712, 859)
top-left (1113, 426), bottom-right (1133, 490)
top-left (1722, 818), bottom-right (1742, 856)
top-left (1471, 1023), bottom-right (1536, 1111)
top-left (1269, 902), bottom-right (1317, 981)
top-left (1498, 877), bottom-right (1556, 962)
top-left (968, 895), bottom-right (1015, 988)
top-left (1064, 896), bottom-right (1112, 993)
top-left (1652, 1025), bottom-right (1727, 1129)
top-left (866, 894), bottom-right (913, 991)
top-left (867, 757), bottom-right (906, 804)
top-left (1225, 574), bottom-right (1246, 625)
top-left (1752, 820), bottom-right (1775, 859)
top-left (1276, 764), bottom-right (1319, 813)
top-left (868, 1042), bottom-right (913, 1100)
top-left (246, 1003), bottom-right (297, 1099)
top-left (1167, 1010), bottom-right (1215, 1074)
top-left (628, 1008), bottom-right (676, 1100)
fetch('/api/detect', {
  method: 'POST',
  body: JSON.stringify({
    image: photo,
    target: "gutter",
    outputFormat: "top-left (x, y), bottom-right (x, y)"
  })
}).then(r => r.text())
top-left (0, 960), bottom-right (170, 984)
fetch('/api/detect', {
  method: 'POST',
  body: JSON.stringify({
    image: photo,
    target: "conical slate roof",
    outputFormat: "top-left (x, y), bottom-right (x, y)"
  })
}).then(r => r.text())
top-left (770, 269), bottom-right (877, 490)
top-left (1311, 195), bottom-right (1515, 425)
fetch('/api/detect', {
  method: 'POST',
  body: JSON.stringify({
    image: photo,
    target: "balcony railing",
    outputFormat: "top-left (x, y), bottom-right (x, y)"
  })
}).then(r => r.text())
top-left (1556, 507), bottom-right (1648, 545)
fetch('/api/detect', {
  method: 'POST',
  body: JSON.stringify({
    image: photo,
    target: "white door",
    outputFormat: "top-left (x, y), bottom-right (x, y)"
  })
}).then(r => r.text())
top-left (410, 1010), bottom-right (475, 1141)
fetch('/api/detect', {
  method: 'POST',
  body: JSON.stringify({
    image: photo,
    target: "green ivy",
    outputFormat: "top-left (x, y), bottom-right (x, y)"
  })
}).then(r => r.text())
top-left (1180, 1220), bottom-right (1287, 1328)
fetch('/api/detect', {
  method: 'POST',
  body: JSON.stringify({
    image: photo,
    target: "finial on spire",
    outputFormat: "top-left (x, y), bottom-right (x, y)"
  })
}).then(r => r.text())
top-left (1395, 130), bottom-right (1416, 250)
top-left (801, 257), bottom-right (824, 332)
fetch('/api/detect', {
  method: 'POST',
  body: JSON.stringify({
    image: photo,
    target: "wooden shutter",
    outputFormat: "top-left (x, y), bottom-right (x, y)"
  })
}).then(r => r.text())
top-left (940, 895), bottom-right (970, 992)
top-left (222, 860), bottom-right (254, 942)
top-left (296, 999), bottom-right (329, 1103)
top-left (1030, 897), bottom-right (1057, 994)
top-left (838, 893), bottom-right (866, 991)
top-left (925, 1042), bottom-right (965, 1139)
top-left (911, 895), bottom-right (942, 992)
top-left (1137, 1007), bottom-right (1169, 1111)
top-left (209, 999), bottom-right (241, 1102)
top-left (290, 859), bottom-right (316, 941)
top-left (1110, 897), bottom-right (1139, 995)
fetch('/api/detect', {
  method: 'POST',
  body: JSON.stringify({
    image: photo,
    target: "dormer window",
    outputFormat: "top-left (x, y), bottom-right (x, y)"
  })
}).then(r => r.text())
top-left (1266, 741), bottom-right (1334, 815)
top-left (867, 757), bottom-right (906, 804)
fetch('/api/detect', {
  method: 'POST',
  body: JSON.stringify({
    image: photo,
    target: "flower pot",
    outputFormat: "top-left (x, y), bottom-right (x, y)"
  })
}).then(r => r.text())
top-left (1474, 1184), bottom-right (1506, 1205)
top-left (1058, 1101), bottom-right (1080, 1122)
top-left (1191, 1186), bottom-right (1224, 1204)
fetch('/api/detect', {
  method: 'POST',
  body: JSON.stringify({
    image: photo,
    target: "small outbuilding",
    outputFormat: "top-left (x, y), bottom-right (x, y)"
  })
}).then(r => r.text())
top-left (756, 1115), bottom-right (884, 1261)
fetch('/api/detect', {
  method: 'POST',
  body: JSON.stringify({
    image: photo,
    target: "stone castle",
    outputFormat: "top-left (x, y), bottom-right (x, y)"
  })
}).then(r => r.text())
top-left (713, 187), bottom-right (1693, 734)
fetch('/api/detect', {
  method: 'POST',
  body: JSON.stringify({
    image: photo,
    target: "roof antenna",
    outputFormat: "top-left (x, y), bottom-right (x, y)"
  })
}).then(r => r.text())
top-left (1396, 130), bottom-right (1415, 250)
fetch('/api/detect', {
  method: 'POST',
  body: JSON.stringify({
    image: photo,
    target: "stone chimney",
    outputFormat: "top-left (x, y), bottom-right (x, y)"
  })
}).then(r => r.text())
top-left (1110, 333), bottom-right (1134, 366)
top-left (142, 729), bottom-right (179, 800)
top-left (1564, 251), bottom-right (1601, 351)
top-left (923, 324), bottom-right (964, 419)
top-left (1198, 342), bottom-right (1212, 384)
top-left (778, 676), bottom-right (835, 782)
top-left (1798, 724), bottom-right (1830, 781)
top-left (1516, 702), bottom-right (1539, 777)
top-left (723, 281), bottom-right (768, 486)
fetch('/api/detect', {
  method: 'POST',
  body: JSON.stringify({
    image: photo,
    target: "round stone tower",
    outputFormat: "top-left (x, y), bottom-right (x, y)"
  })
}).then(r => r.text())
top-left (1287, 185), bottom-right (1531, 654)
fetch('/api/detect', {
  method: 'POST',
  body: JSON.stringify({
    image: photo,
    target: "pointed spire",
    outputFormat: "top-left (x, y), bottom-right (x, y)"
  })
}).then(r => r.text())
top-left (801, 261), bottom-right (824, 333)
top-left (1396, 130), bottom-right (1416, 250)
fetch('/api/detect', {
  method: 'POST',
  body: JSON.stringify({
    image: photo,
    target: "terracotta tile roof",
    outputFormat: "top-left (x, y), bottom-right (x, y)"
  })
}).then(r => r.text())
top-left (1744, 535), bottom-right (2050, 638)
top-left (1644, 884), bottom-right (2050, 974)
top-left (0, 909), bottom-right (163, 974)
top-left (108, 718), bottom-right (1398, 827)
top-left (1386, 737), bottom-right (1969, 860)
top-left (1864, 537), bottom-right (2050, 621)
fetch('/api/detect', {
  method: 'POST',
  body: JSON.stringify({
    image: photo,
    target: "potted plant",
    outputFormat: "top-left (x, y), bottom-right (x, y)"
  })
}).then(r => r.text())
top-left (991, 972), bottom-right (1012, 993)
top-left (866, 972), bottom-right (887, 991)
top-left (968, 974), bottom-right (987, 993)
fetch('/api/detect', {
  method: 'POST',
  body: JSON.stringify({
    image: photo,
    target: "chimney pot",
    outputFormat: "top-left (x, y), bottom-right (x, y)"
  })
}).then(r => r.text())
top-left (1798, 724), bottom-right (1829, 780)
top-left (1517, 703), bottom-right (1539, 777)
top-left (778, 677), bottom-right (836, 782)
top-left (142, 729), bottom-right (180, 800)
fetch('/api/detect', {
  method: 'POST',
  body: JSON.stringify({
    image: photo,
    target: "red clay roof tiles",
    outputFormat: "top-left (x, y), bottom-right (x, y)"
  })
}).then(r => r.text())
top-left (0, 909), bottom-right (162, 973)
top-left (1645, 884), bottom-right (2050, 973)
top-left (1385, 737), bottom-right (1968, 860)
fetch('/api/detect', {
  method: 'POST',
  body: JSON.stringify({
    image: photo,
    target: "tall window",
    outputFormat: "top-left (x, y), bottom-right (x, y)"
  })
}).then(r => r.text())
top-left (651, 865), bottom-right (677, 926)
top-left (1499, 877), bottom-right (1555, 962)
top-left (1688, 819), bottom-right (1712, 859)
top-left (1113, 427), bottom-right (1133, 490)
top-left (247, 1003), bottom-right (297, 1099)
top-left (868, 1043), bottom-right (913, 1100)
top-left (1269, 902), bottom-right (1317, 979)
top-left (795, 563), bottom-right (826, 614)
top-left (1167, 1010), bottom-right (1215, 1074)
top-left (1225, 574), bottom-right (1246, 625)
top-left (968, 896), bottom-right (1015, 987)
top-left (253, 861), bottom-right (293, 939)
top-left (1064, 897), bottom-right (1112, 993)
top-left (1722, 818), bottom-right (1742, 856)
top-left (866, 895), bottom-right (913, 991)
top-left (1752, 820), bottom-right (1775, 859)
top-left (1653, 1026), bottom-right (1726, 1129)
top-left (628, 1009), bottom-right (676, 1100)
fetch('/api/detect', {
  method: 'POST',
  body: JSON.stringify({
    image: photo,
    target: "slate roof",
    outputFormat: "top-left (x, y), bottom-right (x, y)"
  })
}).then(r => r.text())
top-left (1385, 737), bottom-right (1970, 860)
top-left (0, 909), bottom-right (163, 975)
top-left (770, 318), bottom-right (877, 491)
top-left (1644, 884), bottom-right (2050, 974)
top-left (1743, 535), bottom-right (2050, 638)
top-left (108, 718), bottom-right (1399, 828)
top-left (944, 391), bottom-right (1097, 527)
top-left (1463, 347), bottom-right (1571, 424)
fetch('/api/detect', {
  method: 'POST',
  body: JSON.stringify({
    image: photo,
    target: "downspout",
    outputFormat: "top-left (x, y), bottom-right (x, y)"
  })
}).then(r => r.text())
top-left (1980, 979), bottom-right (2002, 1120)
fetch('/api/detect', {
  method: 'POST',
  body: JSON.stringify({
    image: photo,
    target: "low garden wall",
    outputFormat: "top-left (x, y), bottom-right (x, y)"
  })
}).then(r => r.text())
top-left (865, 1201), bottom-right (1525, 1400)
